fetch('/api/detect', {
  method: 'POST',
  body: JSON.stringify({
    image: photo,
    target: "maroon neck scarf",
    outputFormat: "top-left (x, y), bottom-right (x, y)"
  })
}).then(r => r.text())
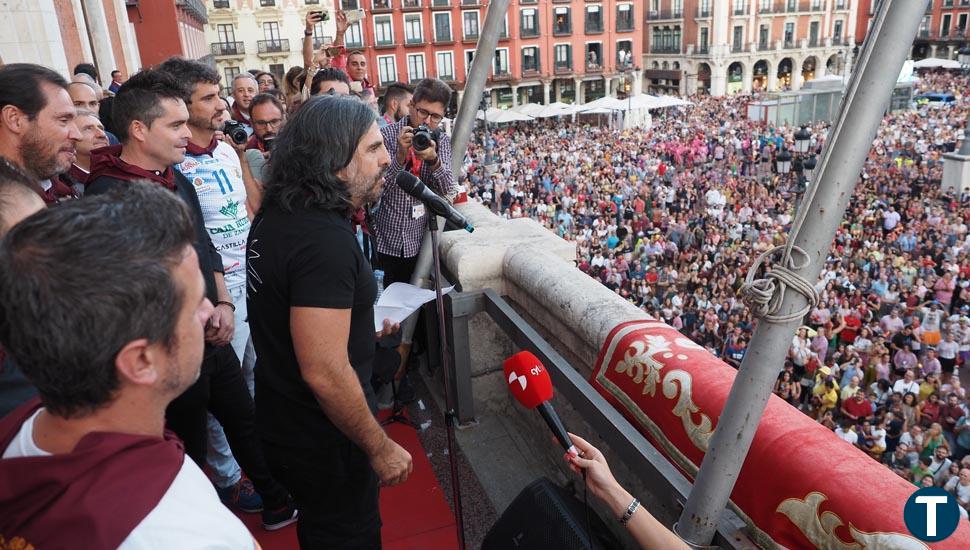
top-left (0, 399), bottom-right (184, 548)
top-left (88, 145), bottom-right (178, 191)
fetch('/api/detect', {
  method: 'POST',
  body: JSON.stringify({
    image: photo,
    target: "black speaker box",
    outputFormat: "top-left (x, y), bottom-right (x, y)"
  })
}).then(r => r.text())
top-left (482, 477), bottom-right (621, 550)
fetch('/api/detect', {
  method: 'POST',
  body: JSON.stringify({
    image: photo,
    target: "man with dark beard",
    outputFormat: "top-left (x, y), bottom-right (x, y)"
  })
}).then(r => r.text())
top-left (0, 64), bottom-right (81, 204)
top-left (154, 56), bottom-right (293, 527)
top-left (247, 95), bottom-right (410, 548)
top-left (245, 93), bottom-right (285, 184)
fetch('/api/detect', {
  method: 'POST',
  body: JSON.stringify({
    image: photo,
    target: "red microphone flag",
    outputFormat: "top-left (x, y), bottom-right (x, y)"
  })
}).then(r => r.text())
top-left (503, 351), bottom-right (553, 410)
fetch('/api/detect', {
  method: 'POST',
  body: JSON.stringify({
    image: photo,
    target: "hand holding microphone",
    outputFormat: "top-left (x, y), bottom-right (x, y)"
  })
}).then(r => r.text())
top-left (503, 351), bottom-right (577, 458)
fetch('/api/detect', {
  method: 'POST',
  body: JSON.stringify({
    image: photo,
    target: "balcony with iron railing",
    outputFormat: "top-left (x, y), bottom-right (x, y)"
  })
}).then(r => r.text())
top-left (834, 0), bottom-right (848, 9)
top-left (257, 39), bottom-right (290, 54)
top-left (808, 37), bottom-right (819, 47)
top-left (651, 45), bottom-right (681, 54)
top-left (758, 40), bottom-right (772, 50)
top-left (648, 9), bottom-right (683, 20)
top-left (696, 7), bottom-right (711, 17)
top-left (211, 41), bottom-right (244, 56)
top-left (554, 62), bottom-right (572, 75)
top-left (213, 0), bottom-right (230, 8)
top-left (784, 39), bottom-right (795, 48)
top-left (432, 0), bottom-right (450, 7)
top-left (731, 43), bottom-right (745, 52)
top-left (697, 45), bottom-right (710, 54)
top-left (733, 6), bottom-right (749, 15)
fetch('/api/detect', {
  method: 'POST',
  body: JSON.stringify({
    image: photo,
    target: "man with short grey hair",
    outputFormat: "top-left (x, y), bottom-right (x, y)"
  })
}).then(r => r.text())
top-left (230, 73), bottom-right (258, 134)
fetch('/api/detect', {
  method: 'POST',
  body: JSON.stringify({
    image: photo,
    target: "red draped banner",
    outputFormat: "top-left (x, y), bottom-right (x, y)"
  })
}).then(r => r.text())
top-left (590, 320), bottom-right (970, 549)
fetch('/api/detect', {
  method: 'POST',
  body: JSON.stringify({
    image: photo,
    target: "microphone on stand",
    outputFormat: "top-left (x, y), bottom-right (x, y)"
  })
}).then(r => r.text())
top-left (395, 172), bottom-right (474, 233)
top-left (503, 351), bottom-right (578, 457)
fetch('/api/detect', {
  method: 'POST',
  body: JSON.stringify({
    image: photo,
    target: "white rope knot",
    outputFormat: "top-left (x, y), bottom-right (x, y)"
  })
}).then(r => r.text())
top-left (739, 245), bottom-right (820, 324)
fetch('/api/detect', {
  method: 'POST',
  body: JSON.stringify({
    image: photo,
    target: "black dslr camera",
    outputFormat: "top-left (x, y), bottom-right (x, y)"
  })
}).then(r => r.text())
top-left (411, 124), bottom-right (441, 152)
top-left (222, 120), bottom-right (249, 145)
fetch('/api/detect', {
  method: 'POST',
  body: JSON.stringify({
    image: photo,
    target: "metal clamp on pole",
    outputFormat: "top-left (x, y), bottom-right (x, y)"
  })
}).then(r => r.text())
top-left (675, 0), bottom-right (930, 546)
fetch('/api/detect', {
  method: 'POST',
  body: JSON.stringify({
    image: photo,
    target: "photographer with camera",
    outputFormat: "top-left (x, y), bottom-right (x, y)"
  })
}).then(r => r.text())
top-left (376, 77), bottom-right (455, 287)
top-left (245, 93), bottom-right (285, 184)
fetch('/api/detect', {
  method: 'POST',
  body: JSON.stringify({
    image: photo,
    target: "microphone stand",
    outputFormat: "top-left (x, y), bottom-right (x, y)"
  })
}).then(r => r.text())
top-left (428, 214), bottom-right (466, 550)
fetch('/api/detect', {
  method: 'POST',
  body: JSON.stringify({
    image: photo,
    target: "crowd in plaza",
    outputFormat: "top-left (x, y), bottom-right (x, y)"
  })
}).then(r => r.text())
top-left (462, 70), bottom-right (970, 507)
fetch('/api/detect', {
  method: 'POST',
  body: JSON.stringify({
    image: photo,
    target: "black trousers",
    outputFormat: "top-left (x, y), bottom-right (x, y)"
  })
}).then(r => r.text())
top-left (377, 252), bottom-right (419, 288)
top-left (263, 440), bottom-right (381, 549)
top-left (166, 344), bottom-right (288, 509)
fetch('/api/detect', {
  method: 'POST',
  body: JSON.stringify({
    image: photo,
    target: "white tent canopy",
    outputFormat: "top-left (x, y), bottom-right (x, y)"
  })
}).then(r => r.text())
top-left (579, 95), bottom-right (628, 111)
top-left (489, 109), bottom-right (535, 123)
top-left (913, 58), bottom-right (961, 69)
top-left (512, 102), bottom-right (545, 116)
top-left (475, 107), bottom-right (503, 120)
top-left (534, 102), bottom-right (573, 118)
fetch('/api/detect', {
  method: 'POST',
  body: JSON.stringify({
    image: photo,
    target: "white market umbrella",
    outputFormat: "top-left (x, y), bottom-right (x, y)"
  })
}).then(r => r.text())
top-left (534, 102), bottom-right (573, 118)
top-left (913, 58), bottom-right (961, 70)
top-left (513, 102), bottom-right (545, 116)
top-left (580, 95), bottom-right (628, 111)
top-left (491, 109), bottom-right (535, 123)
top-left (577, 107), bottom-right (615, 115)
top-left (475, 107), bottom-right (503, 121)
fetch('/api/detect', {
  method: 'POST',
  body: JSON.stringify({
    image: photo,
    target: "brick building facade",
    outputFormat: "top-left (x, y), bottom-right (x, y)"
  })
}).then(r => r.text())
top-left (644, 0), bottom-right (858, 96)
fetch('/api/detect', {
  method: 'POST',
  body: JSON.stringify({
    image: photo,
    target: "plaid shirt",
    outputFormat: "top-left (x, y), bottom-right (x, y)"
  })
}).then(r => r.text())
top-left (376, 117), bottom-right (455, 258)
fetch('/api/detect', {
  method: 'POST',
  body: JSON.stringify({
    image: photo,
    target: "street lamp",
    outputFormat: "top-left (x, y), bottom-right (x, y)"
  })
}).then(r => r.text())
top-left (776, 148), bottom-right (793, 174)
top-left (793, 126), bottom-right (811, 154)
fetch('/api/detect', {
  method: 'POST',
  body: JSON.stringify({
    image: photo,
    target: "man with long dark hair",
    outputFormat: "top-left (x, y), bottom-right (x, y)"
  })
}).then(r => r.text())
top-left (248, 94), bottom-right (411, 548)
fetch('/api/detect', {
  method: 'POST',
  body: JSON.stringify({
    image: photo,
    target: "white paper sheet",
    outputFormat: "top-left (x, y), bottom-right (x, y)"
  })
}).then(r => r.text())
top-left (374, 282), bottom-right (454, 331)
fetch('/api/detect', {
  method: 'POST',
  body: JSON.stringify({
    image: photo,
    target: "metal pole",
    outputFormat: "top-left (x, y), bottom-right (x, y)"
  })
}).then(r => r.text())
top-left (399, 0), bottom-right (512, 359)
top-left (675, 1), bottom-right (927, 546)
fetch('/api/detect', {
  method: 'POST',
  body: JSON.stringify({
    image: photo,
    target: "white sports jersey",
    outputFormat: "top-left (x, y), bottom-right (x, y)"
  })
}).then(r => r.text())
top-left (178, 141), bottom-right (250, 291)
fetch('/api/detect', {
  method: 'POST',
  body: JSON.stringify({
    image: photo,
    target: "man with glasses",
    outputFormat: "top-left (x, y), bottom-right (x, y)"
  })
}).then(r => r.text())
top-left (246, 93), bottom-right (285, 184)
top-left (376, 77), bottom-right (455, 288)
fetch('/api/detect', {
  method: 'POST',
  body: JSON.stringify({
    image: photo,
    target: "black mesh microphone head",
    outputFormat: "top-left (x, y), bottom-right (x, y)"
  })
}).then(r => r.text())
top-left (394, 171), bottom-right (422, 196)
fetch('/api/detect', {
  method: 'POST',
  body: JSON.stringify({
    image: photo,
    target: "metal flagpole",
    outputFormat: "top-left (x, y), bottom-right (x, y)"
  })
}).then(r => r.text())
top-left (675, 1), bottom-right (927, 546)
top-left (399, 0), bottom-right (512, 343)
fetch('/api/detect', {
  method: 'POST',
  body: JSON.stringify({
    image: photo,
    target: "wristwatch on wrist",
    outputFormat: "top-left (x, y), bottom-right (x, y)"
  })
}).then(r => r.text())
top-left (304, 30), bottom-right (313, 36)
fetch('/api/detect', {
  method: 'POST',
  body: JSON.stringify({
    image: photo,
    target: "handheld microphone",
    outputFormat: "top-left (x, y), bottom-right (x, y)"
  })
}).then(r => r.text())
top-left (503, 351), bottom-right (577, 457)
top-left (395, 172), bottom-right (474, 233)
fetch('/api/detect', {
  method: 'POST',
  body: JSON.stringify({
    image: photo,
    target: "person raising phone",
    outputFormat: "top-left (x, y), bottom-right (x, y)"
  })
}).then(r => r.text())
top-left (301, 10), bottom-right (347, 96)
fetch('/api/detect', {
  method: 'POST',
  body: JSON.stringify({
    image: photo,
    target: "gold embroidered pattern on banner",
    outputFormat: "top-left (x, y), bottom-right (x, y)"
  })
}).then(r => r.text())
top-left (776, 492), bottom-right (928, 550)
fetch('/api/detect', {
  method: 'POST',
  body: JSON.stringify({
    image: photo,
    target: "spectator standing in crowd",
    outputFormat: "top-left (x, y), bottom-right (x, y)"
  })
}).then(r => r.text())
top-left (156, 56), bottom-right (268, 516)
top-left (0, 63), bottom-right (80, 203)
top-left (0, 182), bottom-right (255, 548)
top-left (245, 92), bottom-right (285, 184)
top-left (67, 81), bottom-right (101, 113)
top-left (229, 73), bottom-right (258, 134)
top-left (247, 95), bottom-right (411, 548)
top-left (108, 69), bottom-right (124, 94)
top-left (72, 62), bottom-right (99, 85)
top-left (376, 77), bottom-right (455, 287)
top-left (58, 109), bottom-right (108, 195)
top-left (310, 67), bottom-right (352, 96)
top-left (379, 82), bottom-right (412, 128)
top-left (84, 69), bottom-right (297, 531)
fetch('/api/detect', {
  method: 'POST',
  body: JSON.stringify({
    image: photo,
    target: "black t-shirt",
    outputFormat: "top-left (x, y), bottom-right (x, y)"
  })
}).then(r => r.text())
top-left (247, 204), bottom-right (377, 449)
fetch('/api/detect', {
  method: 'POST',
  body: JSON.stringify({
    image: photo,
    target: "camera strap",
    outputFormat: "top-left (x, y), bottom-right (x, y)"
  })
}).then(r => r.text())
top-left (407, 147), bottom-right (423, 177)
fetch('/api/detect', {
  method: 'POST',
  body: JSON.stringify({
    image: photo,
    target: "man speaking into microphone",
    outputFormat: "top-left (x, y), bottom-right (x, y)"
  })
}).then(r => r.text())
top-left (247, 95), bottom-right (411, 548)
top-left (375, 77), bottom-right (455, 287)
